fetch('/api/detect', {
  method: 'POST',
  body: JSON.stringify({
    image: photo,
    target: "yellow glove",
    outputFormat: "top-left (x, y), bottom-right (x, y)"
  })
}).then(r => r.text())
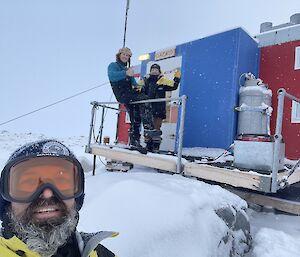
top-left (174, 69), bottom-right (181, 79)
top-left (137, 79), bottom-right (145, 86)
top-left (157, 77), bottom-right (174, 87)
top-left (133, 84), bottom-right (143, 92)
top-left (133, 79), bottom-right (144, 92)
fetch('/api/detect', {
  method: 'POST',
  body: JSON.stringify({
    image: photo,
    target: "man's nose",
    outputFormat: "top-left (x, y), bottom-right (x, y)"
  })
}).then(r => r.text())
top-left (40, 188), bottom-right (54, 199)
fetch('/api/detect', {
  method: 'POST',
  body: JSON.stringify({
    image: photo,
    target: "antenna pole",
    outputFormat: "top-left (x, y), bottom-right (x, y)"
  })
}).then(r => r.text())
top-left (123, 0), bottom-right (130, 47)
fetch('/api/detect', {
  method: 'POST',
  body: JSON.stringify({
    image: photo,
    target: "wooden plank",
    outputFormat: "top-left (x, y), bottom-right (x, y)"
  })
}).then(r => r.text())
top-left (88, 144), bottom-right (178, 172)
top-left (87, 144), bottom-right (300, 192)
top-left (227, 188), bottom-right (300, 215)
top-left (184, 162), bottom-right (271, 192)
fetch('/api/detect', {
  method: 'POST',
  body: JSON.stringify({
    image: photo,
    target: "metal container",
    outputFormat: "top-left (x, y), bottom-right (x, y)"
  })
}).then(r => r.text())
top-left (237, 74), bottom-right (272, 136)
top-left (233, 140), bottom-right (285, 172)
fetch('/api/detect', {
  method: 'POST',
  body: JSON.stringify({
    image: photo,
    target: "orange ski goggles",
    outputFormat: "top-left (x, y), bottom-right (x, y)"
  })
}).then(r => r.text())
top-left (1, 156), bottom-right (84, 203)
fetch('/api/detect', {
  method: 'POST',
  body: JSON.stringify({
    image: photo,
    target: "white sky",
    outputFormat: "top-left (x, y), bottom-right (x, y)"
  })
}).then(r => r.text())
top-left (0, 0), bottom-right (299, 138)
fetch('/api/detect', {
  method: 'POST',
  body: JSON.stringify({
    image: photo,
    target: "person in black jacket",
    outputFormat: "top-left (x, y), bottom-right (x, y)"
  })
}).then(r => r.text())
top-left (142, 63), bottom-right (181, 151)
top-left (0, 139), bottom-right (117, 257)
top-left (107, 47), bottom-right (161, 151)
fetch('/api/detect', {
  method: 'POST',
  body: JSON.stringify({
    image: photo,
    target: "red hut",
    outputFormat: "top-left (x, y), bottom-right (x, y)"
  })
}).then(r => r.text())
top-left (255, 13), bottom-right (300, 159)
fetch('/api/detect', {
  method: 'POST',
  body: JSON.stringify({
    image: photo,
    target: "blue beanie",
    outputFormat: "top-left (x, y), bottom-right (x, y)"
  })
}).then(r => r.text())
top-left (0, 139), bottom-right (85, 221)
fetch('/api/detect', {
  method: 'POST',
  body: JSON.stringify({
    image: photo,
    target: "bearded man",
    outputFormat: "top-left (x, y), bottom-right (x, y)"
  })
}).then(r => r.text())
top-left (0, 139), bottom-right (117, 257)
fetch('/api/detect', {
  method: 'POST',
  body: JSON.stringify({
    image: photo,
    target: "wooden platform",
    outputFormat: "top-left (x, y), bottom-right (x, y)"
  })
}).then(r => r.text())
top-left (184, 163), bottom-right (271, 191)
top-left (227, 187), bottom-right (300, 215)
top-left (184, 163), bottom-right (300, 192)
top-left (86, 144), bottom-right (300, 193)
top-left (87, 144), bottom-right (178, 172)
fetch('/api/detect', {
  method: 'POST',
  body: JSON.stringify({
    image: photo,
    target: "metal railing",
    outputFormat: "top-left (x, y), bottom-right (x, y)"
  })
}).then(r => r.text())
top-left (87, 95), bottom-right (188, 174)
top-left (271, 88), bottom-right (300, 192)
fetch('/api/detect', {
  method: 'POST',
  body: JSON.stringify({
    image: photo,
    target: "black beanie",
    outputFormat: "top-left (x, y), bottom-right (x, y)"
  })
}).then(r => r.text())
top-left (150, 63), bottom-right (161, 73)
top-left (0, 139), bottom-right (85, 221)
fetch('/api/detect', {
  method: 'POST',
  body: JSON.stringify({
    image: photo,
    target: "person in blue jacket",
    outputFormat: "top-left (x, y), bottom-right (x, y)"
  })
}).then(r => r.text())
top-left (107, 47), bottom-right (161, 150)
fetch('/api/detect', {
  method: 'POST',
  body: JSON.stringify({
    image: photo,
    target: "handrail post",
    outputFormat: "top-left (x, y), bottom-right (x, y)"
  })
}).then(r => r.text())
top-left (271, 89), bottom-right (285, 192)
top-left (92, 106), bottom-right (106, 176)
top-left (87, 104), bottom-right (97, 153)
top-left (98, 106), bottom-right (105, 144)
top-left (177, 95), bottom-right (187, 174)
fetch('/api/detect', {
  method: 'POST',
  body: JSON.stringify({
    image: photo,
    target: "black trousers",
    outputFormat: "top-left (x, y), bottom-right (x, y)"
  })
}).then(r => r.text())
top-left (110, 81), bottom-right (154, 141)
top-left (125, 99), bottom-right (153, 140)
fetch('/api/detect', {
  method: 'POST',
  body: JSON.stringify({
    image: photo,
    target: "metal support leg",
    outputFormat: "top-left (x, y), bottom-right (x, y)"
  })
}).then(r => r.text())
top-left (87, 105), bottom-right (97, 176)
top-left (92, 155), bottom-right (97, 176)
top-left (177, 95), bottom-right (187, 174)
top-left (271, 89), bottom-right (285, 192)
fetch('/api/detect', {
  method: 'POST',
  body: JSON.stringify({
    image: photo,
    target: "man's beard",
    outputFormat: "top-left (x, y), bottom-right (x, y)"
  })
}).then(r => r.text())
top-left (7, 197), bottom-right (78, 257)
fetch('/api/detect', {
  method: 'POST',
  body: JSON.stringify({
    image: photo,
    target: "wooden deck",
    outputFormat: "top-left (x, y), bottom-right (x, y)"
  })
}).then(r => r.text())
top-left (227, 187), bottom-right (300, 215)
top-left (184, 162), bottom-right (271, 191)
top-left (87, 144), bottom-right (178, 172)
top-left (87, 144), bottom-right (300, 193)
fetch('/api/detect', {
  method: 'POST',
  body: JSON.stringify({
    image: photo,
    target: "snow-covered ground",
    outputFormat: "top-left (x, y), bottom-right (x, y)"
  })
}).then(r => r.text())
top-left (1, 130), bottom-right (300, 257)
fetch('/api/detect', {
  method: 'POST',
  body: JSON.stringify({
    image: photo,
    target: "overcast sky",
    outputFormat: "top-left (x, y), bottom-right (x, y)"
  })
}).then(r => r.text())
top-left (0, 0), bottom-right (299, 139)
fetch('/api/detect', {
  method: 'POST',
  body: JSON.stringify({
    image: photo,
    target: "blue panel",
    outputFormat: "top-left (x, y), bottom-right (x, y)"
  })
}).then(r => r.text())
top-left (176, 28), bottom-right (259, 149)
top-left (140, 28), bottom-right (259, 150)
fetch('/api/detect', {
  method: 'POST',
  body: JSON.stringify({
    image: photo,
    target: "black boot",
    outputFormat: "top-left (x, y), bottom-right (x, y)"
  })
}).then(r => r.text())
top-left (144, 129), bottom-right (162, 141)
top-left (152, 142), bottom-right (161, 153)
top-left (146, 141), bottom-right (153, 152)
top-left (129, 131), bottom-right (141, 147)
top-left (144, 129), bottom-right (162, 153)
top-left (129, 137), bottom-right (142, 148)
top-left (129, 132), bottom-right (147, 154)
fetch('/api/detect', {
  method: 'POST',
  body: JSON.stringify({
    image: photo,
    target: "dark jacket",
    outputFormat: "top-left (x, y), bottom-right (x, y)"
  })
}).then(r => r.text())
top-left (107, 61), bottom-right (138, 104)
top-left (143, 74), bottom-right (180, 119)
